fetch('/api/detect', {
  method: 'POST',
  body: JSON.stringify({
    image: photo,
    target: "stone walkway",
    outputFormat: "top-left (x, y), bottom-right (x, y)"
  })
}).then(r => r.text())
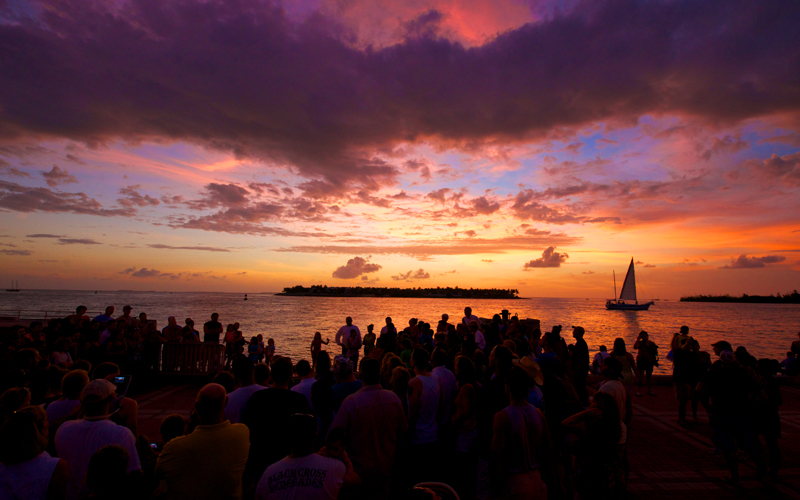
top-left (132, 379), bottom-right (800, 499)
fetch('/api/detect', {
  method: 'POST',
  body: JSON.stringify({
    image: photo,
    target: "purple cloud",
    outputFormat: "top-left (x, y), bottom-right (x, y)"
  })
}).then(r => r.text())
top-left (0, 249), bottom-right (33, 256)
top-left (41, 166), bottom-right (77, 187)
top-left (148, 244), bottom-right (230, 252)
top-left (721, 254), bottom-right (786, 269)
top-left (0, 180), bottom-right (134, 217)
top-left (118, 185), bottom-right (160, 208)
top-left (523, 246), bottom-right (569, 269)
top-left (332, 256), bottom-right (382, 279)
top-left (58, 238), bottom-right (101, 245)
top-left (391, 268), bottom-right (431, 281)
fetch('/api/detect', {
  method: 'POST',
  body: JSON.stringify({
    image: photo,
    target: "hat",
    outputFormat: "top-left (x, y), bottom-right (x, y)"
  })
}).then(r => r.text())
top-left (333, 356), bottom-right (353, 376)
top-left (80, 379), bottom-right (116, 403)
top-left (680, 326), bottom-right (689, 334)
top-left (123, 305), bottom-right (132, 311)
top-left (719, 350), bottom-right (735, 363)
top-left (711, 340), bottom-right (732, 351)
top-left (512, 357), bottom-right (544, 386)
top-left (572, 326), bottom-right (585, 336)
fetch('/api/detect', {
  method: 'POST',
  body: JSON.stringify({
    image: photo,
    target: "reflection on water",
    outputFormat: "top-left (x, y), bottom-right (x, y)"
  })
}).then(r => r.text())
top-left (2, 291), bottom-right (798, 374)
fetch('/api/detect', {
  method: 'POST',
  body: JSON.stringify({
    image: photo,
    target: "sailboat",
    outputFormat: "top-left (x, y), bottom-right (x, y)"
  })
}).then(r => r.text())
top-left (6, 280), bottom-right (20, 292)
top-left (606, 258), bottom-right (653, 310)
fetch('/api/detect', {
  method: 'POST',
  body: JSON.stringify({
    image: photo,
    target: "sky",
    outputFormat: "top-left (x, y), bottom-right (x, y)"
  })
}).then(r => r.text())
top-left (0, 0), bottom-right (799, 298)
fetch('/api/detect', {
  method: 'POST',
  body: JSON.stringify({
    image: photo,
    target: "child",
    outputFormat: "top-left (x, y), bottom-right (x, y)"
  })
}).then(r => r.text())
top-left (780, 351), bottom-right (797, 376)
top-left (399, 339), bottom-right (413, 368)
top-left (345, 329), bottom-right (361, 369)
top-left (311, 331), bottom-right (330, 371)
top-left (265, 338), bottom-right (276, 363)
top-left (257, 334), bottom-right (265, 363)
top-left (248, 337), bottom-right (259, 362)
top-left (318, 427), bottom-right (361, 488)
top-left (592, 345), bottom-right (610, 374)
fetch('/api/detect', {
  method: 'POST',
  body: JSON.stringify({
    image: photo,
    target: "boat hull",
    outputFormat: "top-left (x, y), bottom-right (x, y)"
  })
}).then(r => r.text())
top-left (606, 301), bottom-right (653, 311)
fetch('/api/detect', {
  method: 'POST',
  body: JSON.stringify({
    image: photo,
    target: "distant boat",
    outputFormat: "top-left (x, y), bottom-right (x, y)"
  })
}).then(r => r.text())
top-left (606, 258), bottom-right (654, 311)
top-left (6, 280), bottom-right (20, 292)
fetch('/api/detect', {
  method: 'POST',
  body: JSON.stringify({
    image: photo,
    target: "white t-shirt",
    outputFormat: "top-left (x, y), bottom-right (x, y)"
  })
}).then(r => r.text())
top-left (597, 380), bottom-right (627, 444)
top-left (593, 351), bottom-right (611, 367)
top-left (431, 366), bottom-right (457, 425)
top-left (0, 451), bottom-right (60, 500)
top-left (51, 351), bottom-right (73, 365)
top-left (256, 454), bottom-right (346, 500)
top-left (473, 329), bottom-right (486, 350)
top-left (379, 325), bottom-right (396, 336)
top-left (462, 314), bottom-right (480, 326)
top-left (46, 399), bottom-right (81, 426)
top-left (55, 419), bottom-right (141, 500)
top-left (225, 384), bottom-right (268, 424)
top-left (290, 378), bottom-right (316, 408)
top-left (99, 329), bottom-right (111, 345)
top-left (336, 325), bottom-right (361, 345)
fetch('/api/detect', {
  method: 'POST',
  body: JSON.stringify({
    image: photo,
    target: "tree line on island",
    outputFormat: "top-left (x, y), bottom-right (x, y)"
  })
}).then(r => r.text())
top-left (278, 285), bottom-right (521, 299)
top-left (680, 290), bottom-right (800, 303)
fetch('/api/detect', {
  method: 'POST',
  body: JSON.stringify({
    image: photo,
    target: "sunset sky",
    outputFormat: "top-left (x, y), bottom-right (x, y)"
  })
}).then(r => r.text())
top-left (1, 0), bottom-right (799, 298)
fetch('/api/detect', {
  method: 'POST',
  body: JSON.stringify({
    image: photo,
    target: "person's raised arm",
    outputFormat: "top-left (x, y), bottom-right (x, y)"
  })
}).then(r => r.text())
top-left (489, 411), bottom-right (509, 492)
top-left (46, 459), bottom-right (68, 500)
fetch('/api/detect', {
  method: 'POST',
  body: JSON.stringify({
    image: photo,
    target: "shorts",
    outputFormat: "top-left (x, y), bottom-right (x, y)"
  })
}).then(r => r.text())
top-left (674, 382), bottom-right (693, 400)
top-left (637, 359), bottom-right (654, 373)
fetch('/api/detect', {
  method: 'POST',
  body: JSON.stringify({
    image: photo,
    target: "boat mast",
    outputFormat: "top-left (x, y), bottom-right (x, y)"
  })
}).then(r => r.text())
top-left (613, 270), bottom-right (617, 301)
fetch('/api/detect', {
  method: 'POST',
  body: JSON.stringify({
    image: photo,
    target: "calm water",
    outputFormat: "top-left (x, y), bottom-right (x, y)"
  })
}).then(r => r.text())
top-left (2, 291), bottom-right (799, 374)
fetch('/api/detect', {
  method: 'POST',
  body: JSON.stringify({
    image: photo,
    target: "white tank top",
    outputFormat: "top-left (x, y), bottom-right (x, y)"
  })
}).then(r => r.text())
top-left (0, 451), bottom-right (60, 500)
top-left (410, 374), bottom-right (441, 444)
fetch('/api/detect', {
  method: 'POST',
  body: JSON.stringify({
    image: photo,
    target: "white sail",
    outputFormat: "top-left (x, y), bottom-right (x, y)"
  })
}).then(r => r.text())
top-left (618, 258), bottom-right (637, 301)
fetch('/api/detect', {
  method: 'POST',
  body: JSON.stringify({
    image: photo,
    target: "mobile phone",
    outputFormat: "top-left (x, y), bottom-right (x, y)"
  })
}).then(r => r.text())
top-left (150, 443), bottom-right (158, 450)
top-left (113, 375), bottom-right (132, 397)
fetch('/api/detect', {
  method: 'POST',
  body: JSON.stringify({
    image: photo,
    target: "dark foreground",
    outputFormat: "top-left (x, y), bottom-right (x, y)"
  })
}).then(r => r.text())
top-left (134, 379), bottom-right (800, 499)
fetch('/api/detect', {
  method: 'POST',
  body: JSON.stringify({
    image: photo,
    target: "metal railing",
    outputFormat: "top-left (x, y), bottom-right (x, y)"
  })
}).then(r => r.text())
top-left (0, 310), bottom-right (100, 321)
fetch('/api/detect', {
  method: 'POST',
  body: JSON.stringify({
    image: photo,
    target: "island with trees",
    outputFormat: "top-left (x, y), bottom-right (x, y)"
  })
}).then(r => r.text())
top-left (680, 290), bottom-right (800, 304)
top-left (277, 285), bottom-right (522, 299)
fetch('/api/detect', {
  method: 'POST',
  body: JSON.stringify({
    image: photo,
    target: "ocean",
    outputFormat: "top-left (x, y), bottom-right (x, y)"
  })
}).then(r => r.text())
top-left (2, 290), bottom-right (798, 374)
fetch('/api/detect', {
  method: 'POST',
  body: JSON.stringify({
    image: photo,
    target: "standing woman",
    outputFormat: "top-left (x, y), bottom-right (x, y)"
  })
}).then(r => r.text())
top-left (0, 406), bottom-right (69, 500)
top-left (310, 332), bottom-right (329, 372)
top-left (633, 331), bottom-right (657, 396)
top-left (362, 325), bottom-right (376, 358)
top-left (611, 338), bottom-right (641, 398)
top-left (490, 367), bottom-right (558, 499)
top-left (345, 329), bottom-right (362, 368)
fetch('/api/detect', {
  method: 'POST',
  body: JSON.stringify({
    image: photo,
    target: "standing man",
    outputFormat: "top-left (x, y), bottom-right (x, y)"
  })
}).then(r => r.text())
top-left (572, 326), bottom-right (590, 404)
top-left (335, 317), bottom-right (360, 356)
top-left (118, 305), bottom-right (135, 332)
top-left (156, 383), bottom-right (250, 500)
top-left (462, 307), bottom-right (479, 327)
top-left (379, 317), bottom-right (397, 352)
top-left (162, 316), bottom-right (183, 343)
top-left (408, 348), bottom-right (441, 485)
top-left (55, 379), bottom-right (141, 500)
top-left (226, 357), bottom-right (267, 424)
top-left (203, 313), bottom-right (223, 343)
top-left (330, 358), bottom-right (407, 498)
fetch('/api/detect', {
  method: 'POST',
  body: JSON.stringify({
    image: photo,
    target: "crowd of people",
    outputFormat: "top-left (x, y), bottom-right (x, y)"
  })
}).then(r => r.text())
top-left (0, 304), bottom-right (798, 499)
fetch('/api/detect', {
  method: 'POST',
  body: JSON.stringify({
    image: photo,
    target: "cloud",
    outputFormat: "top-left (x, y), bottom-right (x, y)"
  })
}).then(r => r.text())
top-left (26, 233), bottom-right (63, 238)
top-left (721, 254), bottom-right (786, 269)
top-left (58, 238), bottom-right (101, 245)
top-left (426, 188), bottom-right (451, 204)
top-left (523, 246), bottom-right (569, 269)
top-left (129, 267), bottom-right (177, 279)
top-left (277, 232), bottom-right (581, 258)
top-left (118, 185), bottom-right (160, 208)
top-left (481, 259), bottom-right (493, 263)
top-left (471, 196), bottom-right (501, 215)
top-left (0, 180), bottom-right (135, 217)
top-left (0, 167), bottom-right (31, 178)
top-left (0, 249), bottom-right (33, 256)
top-left (331, 256), bottom-right (383, 279)
top-left (236, 271), bottom-right (247, 275)
top-left (751, 152), bottom-right (800, 187)
top-left (148, 244), bottom-right (231, 252)
top-left (2, 0), bottom-right (795, 195)
top-left (119, 267), bottom-right (137, 274)
top-left (41, 166), bottom-right (78, 187)
top-left (582, 270), bottom-right (594, 274)
top-left (391, 268), bottom-right (431, 281)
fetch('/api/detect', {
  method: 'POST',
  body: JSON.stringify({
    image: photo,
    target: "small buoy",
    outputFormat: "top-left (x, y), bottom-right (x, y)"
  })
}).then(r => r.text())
top-left (244, 294), bottom-right (248, 301)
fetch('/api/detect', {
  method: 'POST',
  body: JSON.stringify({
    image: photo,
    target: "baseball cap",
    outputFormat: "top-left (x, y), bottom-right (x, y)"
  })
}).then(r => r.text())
top-left (572, 326), bottom-right (585, 336)
top-left (123, 305), bottom-right (132, 311)
top-left (512, 357), bottom-right (544, 386)
top-left (80, 379), bottom-right (116, 403)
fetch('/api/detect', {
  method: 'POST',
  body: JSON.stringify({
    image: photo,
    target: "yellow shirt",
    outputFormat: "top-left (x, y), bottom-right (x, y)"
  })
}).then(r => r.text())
top-left (155, 420), bottom-right (249, 500)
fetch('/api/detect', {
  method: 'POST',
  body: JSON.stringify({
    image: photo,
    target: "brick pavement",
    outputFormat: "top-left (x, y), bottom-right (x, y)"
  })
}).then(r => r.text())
top-left (132, 379), bottom-right (800, 499)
